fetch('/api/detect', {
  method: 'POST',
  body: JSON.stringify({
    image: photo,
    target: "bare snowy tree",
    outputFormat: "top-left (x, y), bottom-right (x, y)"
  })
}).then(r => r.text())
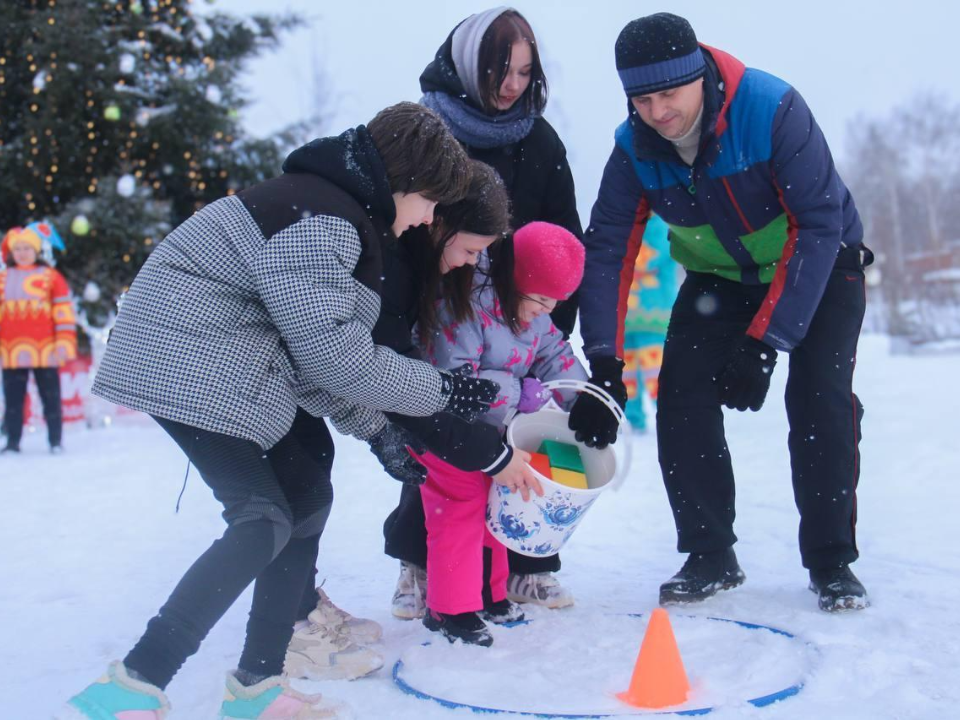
top-left (843, 93), bottom-right (960, 341)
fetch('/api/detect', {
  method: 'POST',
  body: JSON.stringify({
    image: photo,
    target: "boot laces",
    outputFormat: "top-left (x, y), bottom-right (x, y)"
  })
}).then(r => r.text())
top-left (301, 621), bottom-right (351, 649)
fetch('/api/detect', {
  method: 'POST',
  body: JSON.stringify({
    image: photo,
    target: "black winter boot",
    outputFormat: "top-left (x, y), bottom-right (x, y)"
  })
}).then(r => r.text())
top-left (809, 564), bottom-right (869, 612)
top-left (423, 610), bottom-right (493, 647)
top-left (659, 547), bottom-right (746, 605)
top-left (480, 599), bottom-right (525, 625)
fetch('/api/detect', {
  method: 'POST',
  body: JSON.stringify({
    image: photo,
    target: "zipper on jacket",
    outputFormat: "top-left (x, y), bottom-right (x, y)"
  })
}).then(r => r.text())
top-left (686, 133), bottom-right (716, 195)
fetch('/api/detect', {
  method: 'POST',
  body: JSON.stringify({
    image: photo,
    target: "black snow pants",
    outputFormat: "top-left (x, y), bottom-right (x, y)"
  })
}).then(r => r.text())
top-left (2, 367), bottom-right (63, 447)
top-left (656, 245), bottom-right (870, 570)
top-left (124, 408), bottom-right (334, 689)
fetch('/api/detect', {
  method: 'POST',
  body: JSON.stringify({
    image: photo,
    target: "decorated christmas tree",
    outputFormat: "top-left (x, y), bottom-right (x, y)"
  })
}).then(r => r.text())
top-left (0, 0), bottom-right (303, 325)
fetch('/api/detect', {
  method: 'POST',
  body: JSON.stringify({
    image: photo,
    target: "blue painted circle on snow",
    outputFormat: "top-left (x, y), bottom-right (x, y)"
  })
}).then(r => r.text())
top-left (392, 614), bottom-right (809, 717)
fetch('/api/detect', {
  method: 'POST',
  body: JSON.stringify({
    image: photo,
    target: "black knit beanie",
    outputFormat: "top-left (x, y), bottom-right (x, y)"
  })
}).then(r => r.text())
top-left (615, 13), bottom-right (705, 97)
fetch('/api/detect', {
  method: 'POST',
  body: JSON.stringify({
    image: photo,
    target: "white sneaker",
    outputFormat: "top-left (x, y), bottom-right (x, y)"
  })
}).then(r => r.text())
top-left (284, 622), bottom-right (383, 681)
top-left (506, 572), bottom-right (575, 609)
top-left (391, 561), bottom-right (427, 620)
top-left (311, 586), bottom-right (383, 644)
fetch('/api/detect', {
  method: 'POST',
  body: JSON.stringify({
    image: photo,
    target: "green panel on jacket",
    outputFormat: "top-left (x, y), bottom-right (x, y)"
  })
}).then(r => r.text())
top-left (667, 213), bottom-right (789, 283)
top-left (668, 223), bottom-right (739, 281)
top-left (741, 213), bottom-right (790, 283)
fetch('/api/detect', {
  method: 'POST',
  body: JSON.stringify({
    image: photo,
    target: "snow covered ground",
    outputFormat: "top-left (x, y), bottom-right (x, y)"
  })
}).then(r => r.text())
top-left (1, 334), bottom-right (958, 719)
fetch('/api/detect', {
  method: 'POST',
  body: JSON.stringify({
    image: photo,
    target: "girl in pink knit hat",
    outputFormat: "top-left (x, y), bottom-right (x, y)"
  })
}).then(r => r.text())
top-left (414, 221), bottom-right (588, 646)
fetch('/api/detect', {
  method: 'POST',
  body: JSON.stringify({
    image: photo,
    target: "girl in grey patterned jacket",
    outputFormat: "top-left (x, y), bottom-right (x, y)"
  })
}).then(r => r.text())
top-left (416, 221), bottom-right (588, 646)
top-left (66, 104), bottom-right (501, 719)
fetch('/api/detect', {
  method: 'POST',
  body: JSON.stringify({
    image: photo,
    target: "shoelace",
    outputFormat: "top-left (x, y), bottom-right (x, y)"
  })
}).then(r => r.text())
top-left (535, 573), bottom-right (561, 589)
top-left (316, 594), bottom-right (352, 625)
top-left (301, 622), bottom-right (352, 649)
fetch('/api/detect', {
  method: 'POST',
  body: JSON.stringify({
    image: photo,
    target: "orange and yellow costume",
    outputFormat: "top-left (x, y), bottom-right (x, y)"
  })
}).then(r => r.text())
top-left (1, 262), bottom-right (77, 369)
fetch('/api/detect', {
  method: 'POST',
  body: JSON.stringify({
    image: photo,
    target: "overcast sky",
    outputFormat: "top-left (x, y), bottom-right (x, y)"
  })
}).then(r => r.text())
top-left (219, 0), bottom-right (957, 222)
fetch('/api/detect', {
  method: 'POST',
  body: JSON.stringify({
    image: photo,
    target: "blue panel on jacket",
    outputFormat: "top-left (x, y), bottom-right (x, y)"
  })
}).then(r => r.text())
top-left (708, 69), bottom-right (790, 179)
top-left (614, 121), bottom-right (689, 192)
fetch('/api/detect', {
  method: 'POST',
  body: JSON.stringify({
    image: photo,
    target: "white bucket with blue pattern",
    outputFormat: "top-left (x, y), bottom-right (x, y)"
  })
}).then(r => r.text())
top-left (486, 380), bottom-right (630, 557)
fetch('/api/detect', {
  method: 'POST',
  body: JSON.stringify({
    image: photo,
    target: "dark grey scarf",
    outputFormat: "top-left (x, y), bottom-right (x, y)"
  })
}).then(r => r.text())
top-left (421, 91), bottom-right (535, 150)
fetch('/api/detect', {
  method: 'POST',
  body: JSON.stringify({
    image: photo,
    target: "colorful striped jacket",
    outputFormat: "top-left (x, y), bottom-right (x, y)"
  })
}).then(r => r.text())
top-left (580, 45), bottom-right (864, 357)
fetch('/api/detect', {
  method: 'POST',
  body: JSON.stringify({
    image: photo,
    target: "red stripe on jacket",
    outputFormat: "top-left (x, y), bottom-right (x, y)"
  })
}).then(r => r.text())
top-left (747, 176), bottom-right (798, 341)
top-left (721, 177), bottom-right (755, 234)
top-left (615, 198), bottom-right (651, 357)
top-left (700, 44), bottom-right (745, 138)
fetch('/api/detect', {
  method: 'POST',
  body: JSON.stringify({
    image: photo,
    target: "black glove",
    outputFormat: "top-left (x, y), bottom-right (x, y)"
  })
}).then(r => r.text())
top-left (368, 422), bottom-right (427, 485)
top-left (440, 364), bottom-right (500, 423)
top-left (568, 356), bottom-right (627, 449)
top-left (716, 336), bottom-right (778, 412)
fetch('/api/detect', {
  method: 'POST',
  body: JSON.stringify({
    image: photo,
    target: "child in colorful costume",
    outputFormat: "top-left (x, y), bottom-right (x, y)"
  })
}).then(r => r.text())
top-left (0, 222), bottom-right (77, 453)
top-left (417, 221), bottom-right (587, 646)
top-left (621, 213), bottom-right (678, 431)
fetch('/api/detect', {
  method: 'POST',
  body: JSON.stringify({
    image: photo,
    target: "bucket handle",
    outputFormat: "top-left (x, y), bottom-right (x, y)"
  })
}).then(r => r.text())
top-left (540, 379), bottom-right (629, 430)
top-left (520, 378), bottom-right (633, 490)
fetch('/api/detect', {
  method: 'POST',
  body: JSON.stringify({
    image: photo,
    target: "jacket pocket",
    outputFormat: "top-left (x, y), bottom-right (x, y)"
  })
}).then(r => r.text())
top-left (269, 345), bottom-right (299, 388)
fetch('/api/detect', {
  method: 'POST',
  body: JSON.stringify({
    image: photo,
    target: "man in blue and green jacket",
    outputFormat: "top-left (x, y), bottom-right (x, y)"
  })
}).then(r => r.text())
top-left (569, 13), bottom-right (872, 612)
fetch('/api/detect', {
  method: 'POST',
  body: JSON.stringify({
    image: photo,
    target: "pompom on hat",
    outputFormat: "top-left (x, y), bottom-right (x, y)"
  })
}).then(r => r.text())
top-left (512, 221), bottom-right (584, 301)
top-left (615, 13), bottom-right (705, 97)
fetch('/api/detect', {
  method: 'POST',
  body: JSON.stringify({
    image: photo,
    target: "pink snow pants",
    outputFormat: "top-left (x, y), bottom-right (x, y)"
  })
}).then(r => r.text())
top-left (417, 451), bottom-right (508, 615)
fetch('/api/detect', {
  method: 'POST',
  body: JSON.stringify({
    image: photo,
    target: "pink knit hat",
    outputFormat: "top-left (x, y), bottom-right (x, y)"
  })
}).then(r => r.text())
top-left (512, 221), bottom-right (585, 300)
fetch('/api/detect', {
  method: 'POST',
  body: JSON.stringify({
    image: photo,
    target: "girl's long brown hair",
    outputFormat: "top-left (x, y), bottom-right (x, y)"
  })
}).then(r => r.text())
top-left (414, 159), bottom-right (511, 348)
top-left (482, 235), bottom-right (523, 336)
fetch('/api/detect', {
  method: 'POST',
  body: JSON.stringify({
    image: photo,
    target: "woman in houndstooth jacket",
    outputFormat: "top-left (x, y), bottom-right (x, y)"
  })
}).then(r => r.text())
top-left (288, 159), bottom-right (549, 679)
top-left (66, 104), bottom-right (504, 718)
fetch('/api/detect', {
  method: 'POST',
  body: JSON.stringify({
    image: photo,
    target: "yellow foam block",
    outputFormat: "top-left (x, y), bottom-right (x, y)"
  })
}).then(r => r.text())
top-left (551, 468), bottom-right (588, 490)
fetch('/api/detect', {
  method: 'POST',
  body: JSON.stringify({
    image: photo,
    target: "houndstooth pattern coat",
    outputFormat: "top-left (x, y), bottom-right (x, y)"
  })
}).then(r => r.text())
top-left (93, 189), bottom-right (446, 449)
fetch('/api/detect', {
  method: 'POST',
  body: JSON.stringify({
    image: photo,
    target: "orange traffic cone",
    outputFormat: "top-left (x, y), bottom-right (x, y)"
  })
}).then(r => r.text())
top-left (617, 608), bottom-right (691, 709)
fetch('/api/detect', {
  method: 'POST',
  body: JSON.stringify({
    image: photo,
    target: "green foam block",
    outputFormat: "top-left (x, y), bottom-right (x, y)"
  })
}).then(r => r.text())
top-left (538, 439), bottom-right (585, 473)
